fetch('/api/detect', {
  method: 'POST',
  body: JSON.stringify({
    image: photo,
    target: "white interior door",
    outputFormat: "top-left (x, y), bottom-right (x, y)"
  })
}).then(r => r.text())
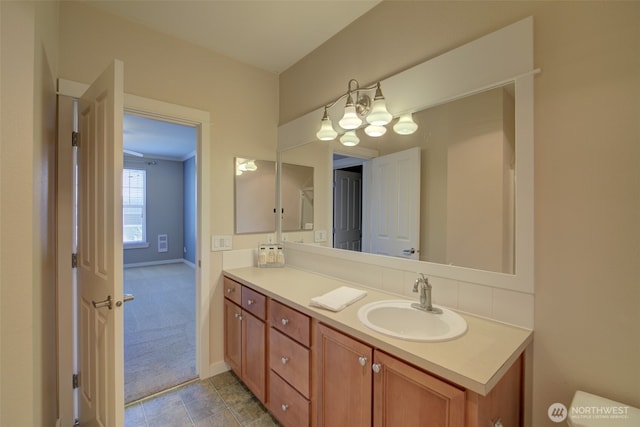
top-left (368, 147), bottom-right (421, 259)
top-left (77, 60), bottom-right (125, 426)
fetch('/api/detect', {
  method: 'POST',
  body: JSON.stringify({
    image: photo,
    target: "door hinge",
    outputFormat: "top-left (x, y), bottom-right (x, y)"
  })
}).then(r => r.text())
top-left (72, 253), bottom-right (78, 268)
top-left (72, 131), bottom-right (79, 147)
top-left (73, 419), bottom-right (80, 427)
top-left (73, 373), bottom-right (79, 389)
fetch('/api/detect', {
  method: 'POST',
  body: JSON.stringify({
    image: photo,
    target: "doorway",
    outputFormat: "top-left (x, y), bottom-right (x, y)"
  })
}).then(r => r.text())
top-left (333, 154), bottom-right (363, 252)
top-left (122, 114), bottom-right (198, 403)
top-left (56, 81), bottom-right (213, 426)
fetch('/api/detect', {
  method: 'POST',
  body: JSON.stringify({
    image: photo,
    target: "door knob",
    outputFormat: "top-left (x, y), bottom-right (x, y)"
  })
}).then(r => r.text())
top-left (115, 294), bottom-right (135, 307)
top-left (92, 295), bottom-right (112, 310)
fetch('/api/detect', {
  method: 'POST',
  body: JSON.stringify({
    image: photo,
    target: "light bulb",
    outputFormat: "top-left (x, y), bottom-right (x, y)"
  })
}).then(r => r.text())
top-left (338, 94), bottom-right (362, 130)
top-left (316, 112), bottom-right (338, 141)
top-left (366, 83), bottom-right (392, 126)
top-left (340, 131), bottom-right (360, 147)
top-left (393, 113), bottom-right (418, 135)
top-left (364, 124), bottom-right (387, 137)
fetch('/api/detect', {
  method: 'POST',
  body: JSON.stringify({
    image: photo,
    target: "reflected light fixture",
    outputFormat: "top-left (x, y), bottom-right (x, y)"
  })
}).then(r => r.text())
top-left (316, 78), bottom-right (417, 145)
top-left (235, 158), bottom-right (258, 175)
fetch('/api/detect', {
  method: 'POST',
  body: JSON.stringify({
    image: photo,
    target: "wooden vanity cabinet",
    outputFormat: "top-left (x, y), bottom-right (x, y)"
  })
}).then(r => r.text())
top-left (223, 277), bottom-right (267, 403)
top-left (315, 323), bottom-right (521, 427)
top-left (268, 300), bottom-right (312, 427)
top-left (316, 323), bottom-right (373, 427)
top-left (222, 275), bottom-right (523, 427)
top-left (373, 350), bottom-right (464, 427)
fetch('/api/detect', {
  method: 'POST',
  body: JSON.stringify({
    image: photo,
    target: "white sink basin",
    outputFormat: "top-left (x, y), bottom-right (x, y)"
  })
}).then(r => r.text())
top-left (357, 300), bottom-right (467, 342)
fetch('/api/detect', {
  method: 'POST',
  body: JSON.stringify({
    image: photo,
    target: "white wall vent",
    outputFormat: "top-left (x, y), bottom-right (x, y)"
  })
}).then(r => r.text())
top-left (158, 234), bottom-right (168, 253)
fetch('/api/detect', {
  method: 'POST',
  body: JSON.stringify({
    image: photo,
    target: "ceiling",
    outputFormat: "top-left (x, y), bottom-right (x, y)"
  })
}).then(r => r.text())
top-left (97, 0), bottom-right (380, 160)
top-left (85, 0), bottom-right (381, 74)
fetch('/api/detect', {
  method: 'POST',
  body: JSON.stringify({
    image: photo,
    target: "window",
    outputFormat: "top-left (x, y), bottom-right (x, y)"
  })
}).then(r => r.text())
top-left (123, 169), bottom-right (147, 246)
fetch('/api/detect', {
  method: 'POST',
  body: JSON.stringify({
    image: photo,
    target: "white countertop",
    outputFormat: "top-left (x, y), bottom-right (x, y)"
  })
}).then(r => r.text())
top-left (224, 266), bottom-right (533, 396)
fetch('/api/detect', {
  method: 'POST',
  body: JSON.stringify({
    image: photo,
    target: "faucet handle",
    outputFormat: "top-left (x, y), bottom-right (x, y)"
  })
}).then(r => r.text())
top-left (413, 278), bottom-right (419, 292)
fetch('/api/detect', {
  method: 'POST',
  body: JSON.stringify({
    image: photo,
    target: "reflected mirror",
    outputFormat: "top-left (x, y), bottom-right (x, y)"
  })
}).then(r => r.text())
top-left (281, 163), bottom-right (314, 232)
top-left (234, 158), bottom-right (276, 234)
top-left (281, 83), bottom-right (516, 274)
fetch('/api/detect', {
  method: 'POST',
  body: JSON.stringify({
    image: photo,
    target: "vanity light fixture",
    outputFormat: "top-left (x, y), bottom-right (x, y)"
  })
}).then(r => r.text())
top-left (316, 107), bottom-right (338, 141)
top-left (340, 130), bottom-right (360, 147)
top-left (315, 78), bottom-right (416, 145)
top-left (393, 113), bottom-right (418, 135)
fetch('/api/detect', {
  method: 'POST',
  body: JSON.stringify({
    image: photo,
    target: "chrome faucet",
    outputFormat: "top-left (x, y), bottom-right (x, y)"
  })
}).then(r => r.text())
top-left (412, 274), bottom-right (442, 314)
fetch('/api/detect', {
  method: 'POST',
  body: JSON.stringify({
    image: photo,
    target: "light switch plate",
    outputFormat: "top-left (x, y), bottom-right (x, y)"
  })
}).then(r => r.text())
top-left (211, 235), bottom-right (232, 251)
top-left (315, 230), bottom-right (327, 242)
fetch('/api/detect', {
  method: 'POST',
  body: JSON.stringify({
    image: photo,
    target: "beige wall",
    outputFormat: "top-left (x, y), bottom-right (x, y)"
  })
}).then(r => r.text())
top-left (58, 0), bottom-right (279, 379)
top-left (0, 1), bottom-right (59, 425)
top-left (280, 1), bottom-right (640, 425)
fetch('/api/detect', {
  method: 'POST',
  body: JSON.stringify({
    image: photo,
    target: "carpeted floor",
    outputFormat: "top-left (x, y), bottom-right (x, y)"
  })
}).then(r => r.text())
top-left (124, 262), bottom-right (197, 403)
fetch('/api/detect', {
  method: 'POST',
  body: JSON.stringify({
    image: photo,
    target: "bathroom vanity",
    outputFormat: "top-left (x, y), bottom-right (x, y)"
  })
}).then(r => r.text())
top-left (223, 267), bottom-right (532, 427)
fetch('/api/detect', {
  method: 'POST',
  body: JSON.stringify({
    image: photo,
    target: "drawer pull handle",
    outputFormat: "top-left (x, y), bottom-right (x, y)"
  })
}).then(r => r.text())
top-left (281, 404), bottom-right (289, 412)
top-left (372, 363), bottom-right (382, 373)
top-left (247, 299), bottom-right (254, 305)
top-left (281, 356), bottom-right (289, 365)
top-left (358, 356), bottom-right (368, 367)
top-left (281, 318), bottom-right (289, 326)
top-left (226, 288), bottom-right (234, 294)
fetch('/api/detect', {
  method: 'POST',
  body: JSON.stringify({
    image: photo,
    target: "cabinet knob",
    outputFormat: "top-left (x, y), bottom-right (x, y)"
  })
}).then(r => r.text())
top-left (247, 299), bottom-right (254, 305)
top-left (281, 318), bottom-right (289, 326)
top-left (226, 288), bottom-right (234, 294)
top-left (281, 404), bottom-right (289, 412)
top-left (281, 356), bottom-right (289, 365)
top-left (358, 356), bottom-right (368, 367)
top-left (372, 363), bottom-right (382, 373)
top-left (234, 313), bottom-right (239, 319)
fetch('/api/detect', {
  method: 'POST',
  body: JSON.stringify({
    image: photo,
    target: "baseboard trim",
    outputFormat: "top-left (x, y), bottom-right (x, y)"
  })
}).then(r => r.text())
top-left (203, 361), bottom-right (230, 379)
top-left (124, 258), bottom-right (194, 269)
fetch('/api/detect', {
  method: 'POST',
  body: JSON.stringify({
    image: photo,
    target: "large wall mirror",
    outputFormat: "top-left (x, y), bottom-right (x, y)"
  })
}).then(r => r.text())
top-left (277, 18), bottom-right (535, 293)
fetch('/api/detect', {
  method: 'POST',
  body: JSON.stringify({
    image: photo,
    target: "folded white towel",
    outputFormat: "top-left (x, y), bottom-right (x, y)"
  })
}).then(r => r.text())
top-left (309, 286), bottom-right (367, 312)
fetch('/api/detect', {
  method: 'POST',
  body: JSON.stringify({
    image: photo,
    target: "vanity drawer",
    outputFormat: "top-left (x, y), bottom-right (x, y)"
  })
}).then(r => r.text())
top-left (242, 286), bottom-right (267, 320)
top-left (270, 299), bottom-right (310, 346)
top-left (223, 277), bottom-right (241, 305)
top-left (268, 370), bottom-right (310, 427)
top-left (269, 328), bottom-right (310, 398)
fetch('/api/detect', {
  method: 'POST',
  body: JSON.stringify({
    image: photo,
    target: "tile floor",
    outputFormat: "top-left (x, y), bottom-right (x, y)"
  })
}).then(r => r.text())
top-left (125, 371), bottom-right (281, 427)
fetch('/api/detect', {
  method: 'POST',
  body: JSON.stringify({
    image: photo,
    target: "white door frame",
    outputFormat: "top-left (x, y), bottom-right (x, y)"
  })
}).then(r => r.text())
top-left (57, 79), bottom-right (212, 425)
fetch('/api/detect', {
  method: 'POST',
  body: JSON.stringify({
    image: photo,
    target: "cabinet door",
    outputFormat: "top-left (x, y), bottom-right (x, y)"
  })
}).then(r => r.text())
top-left (316, 324), bottom-right (372, 427)
top-left (224, 299), bottom-right (242, 375)
top-left (242, 310), bottom-right (266, 403)
top-left (373, 351), bottom-right (465, 427)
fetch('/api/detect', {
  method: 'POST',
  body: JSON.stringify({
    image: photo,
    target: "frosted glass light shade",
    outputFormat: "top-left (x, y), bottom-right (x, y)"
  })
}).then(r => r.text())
top-left (316, 117), bottom-right (338, 140)
top-left (393, 113), bottom-right (418, 135)
top-left (366, 98), bottom-right (392, 125)
top-left (338, 105), bottom-right (362, 130)
top-left (340, 131), bottom-right (360, 147)
top-left (364, 124), bottom-right (387, 137)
